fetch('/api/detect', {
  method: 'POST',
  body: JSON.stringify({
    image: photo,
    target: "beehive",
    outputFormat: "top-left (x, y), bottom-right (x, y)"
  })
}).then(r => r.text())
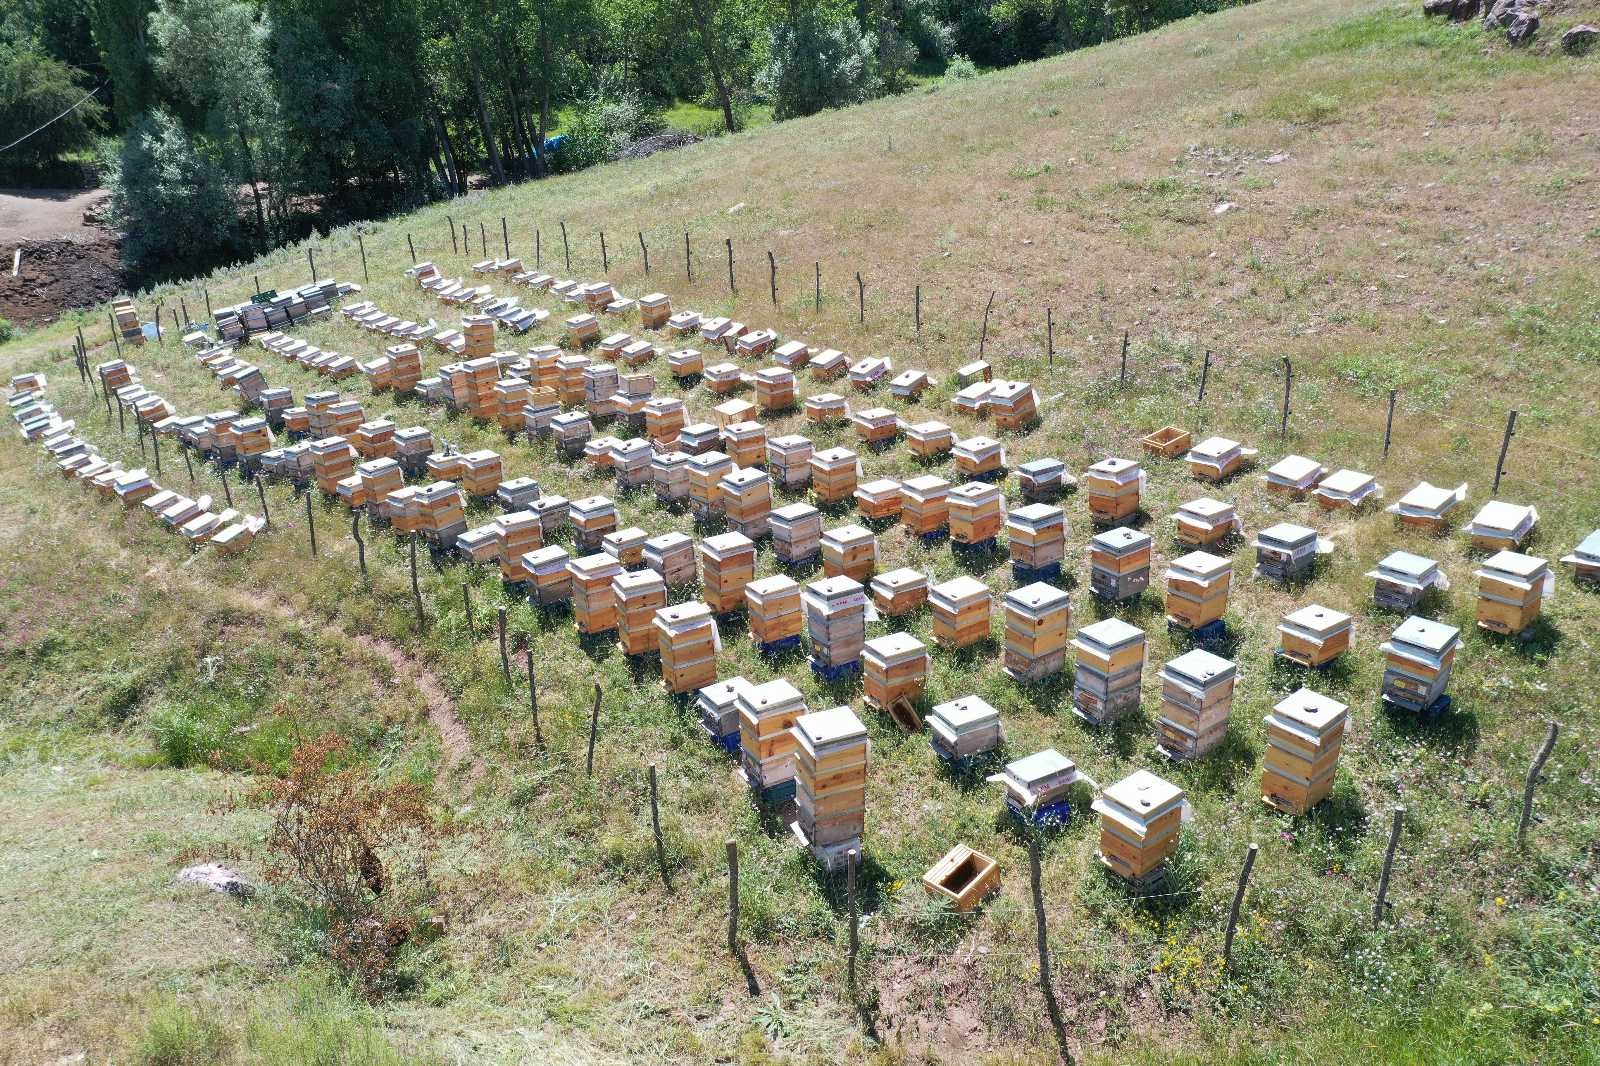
top-left (767, 434), bottom-right (814, 489)
top-left (851, 407), bottom-right (899, 449)
top-left (1561, 529), bottom-right (1600, 585)
top-left (904, 420), bottom-right (955, 460)
top-left (565, 312), bottom-right (601, 347)
top-left (746, 575), bottom-right (804, 649)
top-left (551, 411), bottom-right (592, 457)
top-left (988, 749), bottom-right (1080, 824)
top-left (555, 352), bottom-right (592, 405)
top-left (773, 339), bottom-right (810, 369)
top-left (862, 633), bottom-right (929, 711)
top-left (1162, 550), bottom-right (1231, 632)
top-left (687, 450), bottom-right (734, 518)
top-left (770, 502), bottom-right (823, 564)
top-left (792, 706), bottom-right (868, 870)
top-left (697, 675), bottom-right (751, 750)
top-left (953, 436), bottom-right (1005, 481)
top-left (569, 552), bottom-right (622, 635)
top-left (721, 466), bottom-right (773, 538)
top-left (1073, 618), bottom-right (1146, 724)
top-left (495, 512), bottom-right (544, 582)
top-left (1082, 457), bottom-right (1143, 525)
top-left (754, 366), bottom-right (797, 411)
top-left (804, 576), bottom-right (867, 673)
top-left (810, 349), bottom-right (848, 380)
top-left (1465, 501), bottom-right (1538, 552)
top-left (1254, 523), bottom-right (1320, 582)
top-left (1094, 771), bottom-right (1187, 886)
top-left (736, 329), bottom-right (778, 359)
top-left (849, 356), bottom-right (890, 390)
top-left (1380, 615), bottom-right (1460, 714)
top-left (720, 420), bottom-right (767, 469)
top-left (930, 576), bottom-right (992, 650)
top-left (822, 524), bottom-right (877, 581)
top-left (459, 449), bottom-right (503, 497)
top-left (667, 348), bottom-right (704, 378)
top-left (1003, 582), bottom-right (1071, 682)
top-left (810, 447), bottom-right (859, 504)
top-left (854, 478), bottom-right (903, 522)
top-left (737, 678), bottom-right (807, 795)
top-left (656, 602), bottom-right (719, 693)
top-left (1156, 649), bottom-right (1236, 760)
top-left (352, 420), bottom-right (397, 460)
top-left (1278, 604), bottom-right (1353, 667)
top-left (1017, 458), bottom-right (1070, 501)
top-left (952, 380), bottom-right (994, 416)
top-left (1261, 688), bottom-right (1348, 815)
top-left (643, 397), bottom-right (687, 445)
top-left (1006, 504), bottom-right (1067, 577)
top-left (700, 532), bottom-right (757, 614)
top-left (1313, 469), bottom-right (1381, 511)
top-left (601, 525), bottom-right (649, 566)
top-left (1174, 497), bottom-right (1240, 547)
top-left (525, 547), bottom-right (571, 607)
top-left (667, 310), bottom-right (701, 336)
top-left (639, 292), bottom-right (672, 329)
top-left (570, 495), bottom-right (619, 551)
top-left (948, 481), bottom-right (1004, 546)
top-left (1387, 481), bottom-right (1467, 532)
top-left (612, 438), bottom-right (654, 492)
top-left (988, 381), bottom-right (1039, 430)
top-left (705, 363), bottom-right (744, 395)
top-left (614, 569), bottom-right (668, 655)
top-left (649, 449), bottom-right (691, 505)
top-left (804, 391), bottom-right (849, 422)
top-left (870, 567), bottom-right (928, 616)
top-left (1089, 527), bottom-right (1153, 602)
top-left (890, 369), bottom-right (930, 400)
top-left (1367, 550), bottom-right (1443, 612)
top-left (582, 362), bottom-right (621, 418)
top-left (1474, 550), bottom-right (1551, 636)
top-left (1186, 437), bottom-right (1250, 482)
top-left (310, 436), bottom-right (357, 494)
top-left (901, 475), bottom-right (951, 538)
top-left (1265, 454), bottom-right (1327, 497)
top-left (643, 532), bottom-right (697, 587)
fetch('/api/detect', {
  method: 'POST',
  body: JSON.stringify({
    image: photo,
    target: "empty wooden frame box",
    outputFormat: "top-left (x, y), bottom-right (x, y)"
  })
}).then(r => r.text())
top-left (929, 575), bottom-right (993, 650)
top-left (792, 706), bottom-right (869, 871)
top-left (1090, 527), bottom-right (1153, 602)
top-left (1094, 770), bottom-right (1187, 888)
top-left (922, 844), bottom-right (1000, 912)
top-left (1175, 497), bottom-right (1241, 548)
top-left (1261, 687), bottom-right (1348, 815)
top-left (1465, 501), bottom-right (1538, 551)
top-left (870, 567), bottom-right (928, 616)
top-left (822, 523), bottom-right (877, 581)
top-left (1003, 581), bottom-right (1072, 682)
top-left (1141, 425), bottom-right (1191, 459)
top-left (1380, 615), bottom-right (1460, 714)
top-left (1474, 550), bottom-right (1552, 636)
top-left (1082, 457), bottom-right (1143, 525)
top-left (1073, 618), bottom-right (1146, 724)
top-left (1164, 550), bottom-right (1232, 631)
top-left (1156, 649), bottom-right (1236, 760)
top-left (657, 601), bottom-right (719, 693)
top-left (863, 632), bottom-right (929, 711)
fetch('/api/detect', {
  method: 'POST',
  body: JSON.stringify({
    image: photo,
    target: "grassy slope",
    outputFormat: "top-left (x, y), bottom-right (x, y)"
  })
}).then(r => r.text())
top-left (4, 0), bottom-right (1600, 1062)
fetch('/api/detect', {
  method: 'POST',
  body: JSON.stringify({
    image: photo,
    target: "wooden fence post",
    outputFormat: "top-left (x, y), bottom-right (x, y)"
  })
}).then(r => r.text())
top-left (1198, 349), bottom-right (1211, 403)
top-left (1383, 389), bottom-right (1398, 459)
top-left (448, 216), bottom-right (457, 254)
top-left (847, 848), bottom-right (860, 997)
top-left (526, 652), bottom-right (543, 750)
top-left (256, 477), bottom-right (270, 529)
top-left (1493, 410), bottom-right (1518, 494)
top-left (407, 234), bottom-right (417, 265)
top-left (915, 285), bottom-right (922, 335)
top-left (1518, 721), bottom-right (1559, 847)
top-left (497, 606), bottom-right (511, 685)
top-left (727, 839), bottom-right (740, 955)
top-left (768, 250), bottom-right (777, 305)
top-left (1028, 834), bottom-right (1075, 1064)
top-left (649, 762), bottom-right (672, 892)
top-left (600, 230), bottom-right (608, 273)
top-left (358, 234), bottom-right (369, 282)
top-left (639, 231), bottom-right (649, 275)
top-left (1373, 807), bottom-right (1404, 929)
top-left (725, 238), bottom-right (735, 293)
top-left (1046, 307), bottom-right (1054, 367)
top-left (1119, 330), bottom-right (1128, 382)
top-left (183, 445), bottom-right (195, 483)
top-left (1280, 357), bottom-right (1292, 436)
top-left (980, 291), bottom-right (995, 358)
top-left (304, 491), bottom-right (316, 556)
top-left (855, 272), bottom-right (864, 324)
top-left (308, 247), bottom-right (317, 283)
top-left (410, 535), bottom-right (425, 632)
top-left (461, 582), bottom-right (475, 639)
top-left (1223, 843), bottom-right (1258, 972)
top-left (479, 220), bottom-right (487, 257)
top-left (586, 682), bottom-right (602, 776)
top-left (108, 309), bottom-right (122, 356)
top-left (219, 465), bottom-right (232, 508)
top-left (502, 216), bottom-right (510, 258)
top-left (685, 232), bottom-right (692, 280)
top-left (561, 221), bottom-right (571, 271)
top-left (535, 228), bottom-right (541, 268)
top-left (814, 262), bottom-right (820, 312)
top-left (352, 512), bottom-right (366, 577)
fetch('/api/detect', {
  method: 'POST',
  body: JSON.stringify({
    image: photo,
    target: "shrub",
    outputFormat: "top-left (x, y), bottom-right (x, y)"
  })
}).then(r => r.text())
top-left (245, 734), bottom-right (441, 997)
top-left (0, 44), bottom-right (105, 174)
top-left (0, 317), bottom-right (15, 344)
top-left (760, 11), bottom-right (882, 120)
top-left (944, 54), bottom-right (979, 82)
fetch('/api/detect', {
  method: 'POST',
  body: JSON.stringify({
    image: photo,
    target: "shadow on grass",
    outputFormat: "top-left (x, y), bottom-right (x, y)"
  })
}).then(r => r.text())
top-left (1171, 726), bottom-right (1257, 796)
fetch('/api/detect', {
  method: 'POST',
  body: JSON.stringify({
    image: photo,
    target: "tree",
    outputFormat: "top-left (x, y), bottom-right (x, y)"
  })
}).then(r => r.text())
top-left (105, 109), bottom-right (243, 276)
top-left (0, 44), bottom-right (105, 173)
top-left (761, 7), bottom-right (880, 120)
top-left (88, 0), bottom-right (158, 128)
top-left (148, 0), bottom-right (281, 236)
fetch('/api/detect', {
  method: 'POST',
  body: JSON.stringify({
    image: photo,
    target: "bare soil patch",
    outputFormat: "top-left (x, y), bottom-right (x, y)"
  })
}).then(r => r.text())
top-left (0, 187), bottom-right (126, 326)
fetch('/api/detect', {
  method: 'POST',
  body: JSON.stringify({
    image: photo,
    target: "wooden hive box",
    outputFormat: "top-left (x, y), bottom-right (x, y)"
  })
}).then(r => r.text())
top-left (754, 366), bottom-right (797, 411)
top-left (1474, 550), bottom-right (1550, 635)
top-left (792, 706), bottom-right (869, 869)
top-left (666, 310), bottom-right (702, 336)
top-left (1266, 454), bottom-right (1328, 497)
top-left (803, 576), bottom-right (867, 670)
top-left (656, 601), bottom-right (719, 693)
top-left (810, 447), bottom-right (860, 504)
top-left (953, 436), bottom-right (1005, 480)
top-left (1141, 425), bottom-right (1191, 459)
top-left (770, 502), bottom-right (823, 564)
top-left (1261, 687), bottom-right (1348, 814)
top-left (1313, 468), bottom-right (1381, 511)
top-left (1175, 497), bottom-right (1239, 547)
top-left (700, 532), bottom-right (758, 613)
top-left (809, 349), bottom-right (848, 380)
top-left (1003, 582), bottom-right (1072, 682)
top-left (1561, 529), bottom-right (1600, 585)
top-left (930, 697), bottom-right (1006, 760)
top-left (1155, 648), bottom-right (1236, 760)
top-left (1163, 550), bottom-right (1232, 630)
top-left (736, 329), bottom-right (778, 359)
top-left (767, 434), bottom-right (815, 489)
top-left (697, 675), bottom-right (751, 747)
top-left (687, 450), bottom-right (734, 518)
top-left (1387, 480), bottom-right (1467, 532)
top-left (862, 633), bottom-right (929, 710)
top-left (651, 449), bottom-right (692, 503)
top-left (525, 545), bottom-right (572, 605)
top-left (1379, 615), bottom-right (1459, 712)
top-left (643, 532), bottom-right (697, 587)
top-left (612, 439), bottom-right (655, 492)
top-left (870, 567), bottom-right (928, 616)
top-left (849, 356), bottom-right (890, 390)
top-left (1465, 501), bottom-right (1538, 552)
top-left (720, 420), bottom-right (768, 469)
top-left (1017, 458), bottom-right (1070, 501)
top-left (1253, 523), bottom-right (1320, 583)
top-left (821, 523), bottom-right (878, 581)
top-left (922, 845), bottom-right (1000, 912)
top-left (570, 495), bottom-right (619, 551)
top-left (712, 398), bottom-right (756, 430)
top-left (851, 407), bottom-right (899, 448)
top-left (929, 576), bottom-right (993, 650)
top-left (569, 552), bottom-right (623, 634)
top-left (746, 575), bottom-right (804, 647)
top-left (905, 420), bottom-right (955, 460)
top-left (987, 381), bottom-right (1039, 430)
top-left (602, 525), bottom-right (649, 567)
top-left (704, 362), bottom-right (744, 395)
top-left (737, 678), bottom-right (808, 791)
top-left (637, 292), bottom-right (671, 329)
top-left (854, 478), bottom-right (903, 522)
top-left (644, 397), bottom-right (688, 445)
top-left (804, 391), bottom-right (849, 423)
top-left (614, 569), bottom-right (668, 655)
top-left (947, 481), bottom-right (1004, 545)
top-left (1081, 457), bottom-right (1143, 524)
top-left (1006, 504), bottom-right (1067, 571)
top-left (773, 339), bottom-right (810, 369)
top-left (496, 512), bottom-right (545, 581)
top-left (1186, 436), bottom-right (1250, 482)
top-left (1072, 618), bottom-right (1146, 724)
top-left (720, 466), bottom-right (773, 539)
top-left (901, 475), bottom-right (951, 537)
top-left (667, 348), bottom-right (704, 378)
top-left (1277, 604), bottom-right (1353, 667)
top-left (1093, 770), bottom-right (1187, 883)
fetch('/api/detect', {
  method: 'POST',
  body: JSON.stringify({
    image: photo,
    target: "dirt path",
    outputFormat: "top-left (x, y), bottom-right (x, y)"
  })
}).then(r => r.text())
top-left (0, 187), bottom-right (110, 240)
top-left (0, 187), bottom-right (126, 326)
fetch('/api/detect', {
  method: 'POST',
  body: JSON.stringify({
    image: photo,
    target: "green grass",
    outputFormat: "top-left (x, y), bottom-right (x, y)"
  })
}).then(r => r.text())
top-left (3, 0), bottom-right (1600, 1061)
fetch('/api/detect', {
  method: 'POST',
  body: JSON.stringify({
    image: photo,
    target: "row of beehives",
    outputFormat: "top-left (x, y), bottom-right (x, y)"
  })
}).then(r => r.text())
top-left (211, 280), bottom-right (360, 342)
top-left (9, 372), bottom-right (263, 552)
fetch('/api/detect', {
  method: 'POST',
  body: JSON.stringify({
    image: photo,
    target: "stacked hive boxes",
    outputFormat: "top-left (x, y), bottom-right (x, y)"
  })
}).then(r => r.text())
top-left (1093, 771), bottom-right (1186, 888)
top-left (639, 293), bottom-right (671, 329)
top-left (854, 478), bottom-right (902, 522)
top-left (1465, 501), bottom-right (1538, 551)
top-left (495, 377), bottom-right (530, 431)
top-left (804, 576), bottom-right (867, 678)
top-left (570, 553), bottom-right (623, 635)
top-left (767, 434), bottom-right (814, 489)
top-left (525, 546), bottom-right (572, 604)
top-left (459, 449), bottom-right (503, 497)
top-left (615, 569), bottom-right (668, 655)
top-left (1277, 605), bottom-right (1353, 667)
top-left (926, 696), bottom-right (1004, 762)
top-left (643, 532), bottom-right (697, 587)
top-left (1073, 619), bottom-right (1146, 724)
top-left (948, 481), bottom-right (1004, 547)
top-left (1380, 616), bottom-right (1460, 714)
top-left (667, 348), bottom-right (704, 378)
top-left (697, 675), bottom-right (751, 751)
top-left (721, 421), bottom-right (766, 469)
top-left (810, 447), bottom-right (859, 504)
top-left (754, 367), bottom-right (797, 411)
top-left (394, 428), bottom-right (434, 474)
top-left (1090, 528), bottom-right (1153, 601)
top-left (1474, 551), bottom-right (1551, 636)
top-left (414, 481), bottom-right (468, 546)
top-left (1261, 688), bottom-right (1348, 815)
top-left (657, 602), bottom-right (719, 693)
top-left (1561, 530), bottom-right (1600, 585)
top-left (1164, 551), bottom-right (1232, 632)
top-left (792, 706), bottom-right (868, 870)
top-left (822, 524), bottom-right (877, 581)
top-left (687, 451), bottom-right (733, 519)
top-left (700, 532), bottom-right (757, 613)
top-left (458, 355), bottom-right (503, 419)
top-left (905, 420), bottom-right (955, 459)
top-left (988, 381), bottom-right (1039, 429)
top-left (1082, 457), bottom-right (1142, 525)
top-left (746, 575), bottom-right (804, 652)
top-left (644, 397), bottom-right (687, 445)
top-left (1003, 582), bottom-right (1072, 682)
top-left (1255, 523), bottom-right (1320, 582)
top-left (603, 527), bottom-right (648, 567)
top-left (738, 679), bottom-right (806, 800)
top-left (353, 420), bottom-right (397, 460)
top-left (311, 436), bottom-right (357, 494)
top-left (570, 495), bottom-right (619, 551)
top-left (613, 439), bottom-right (654, 492)
top-left (1007, 504), bottom-right (1066, 580)
top-left (495, 512), bottom-right (544, 582)
top-left (1175, 498), bottom-right (1240, 548)
top-left (989, 749), bottom-right (1080, 824)
top-left (1367, 551), bottom-right (1443, 612)
top-left (862, 633), bottom-right (929, 711)
top-left (1156, 649), bottom-right (1237, 759)
top-left (852, 407), bottom-right (899, 449)
top-left (552, 412), bottom-right (592, 457)
top-left (930, 576), bottom-right (992, 650)
top-left (566, 313), bottom-right (601, 348)
top-left (356, 458), bottom-right (404, 507)
top-left (112, 298), bottom-right (145, 344)
top-left (810, 349), bottom-right (848, 380)
top-left (652, 449), bottom-right (691, 503)
top-left (901, 476), bottom-right (950, 539)
top-left (870, 567), bottom-right (928, 616)
top-left (953, 436), bottom-right (1005, 481)
top-left (804, 391), bottom-right (848, 422)
top-left (582, 362), bottom-right (620, 419)
top-left (770, 502), bottom-right (823, 564)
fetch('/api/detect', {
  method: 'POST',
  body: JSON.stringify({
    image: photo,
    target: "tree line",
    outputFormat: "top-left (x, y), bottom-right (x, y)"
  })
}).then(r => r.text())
top-left (1, 0), bottom-right (1245, 283)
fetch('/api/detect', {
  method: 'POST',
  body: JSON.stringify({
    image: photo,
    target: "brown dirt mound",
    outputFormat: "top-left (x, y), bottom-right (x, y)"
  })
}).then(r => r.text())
top-left (1, 236), bottom-right (125, 327)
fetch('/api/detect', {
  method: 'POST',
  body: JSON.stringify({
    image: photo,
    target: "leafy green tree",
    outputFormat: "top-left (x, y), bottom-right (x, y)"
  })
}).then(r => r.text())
top-left (88, 0), bottom-right (158, 128)
top-left (0, 43), bottom-right (105, 172)
top-left (760, 7), bottom-right (880, 120)
top-left (105, 108), bottom-right (243, 276)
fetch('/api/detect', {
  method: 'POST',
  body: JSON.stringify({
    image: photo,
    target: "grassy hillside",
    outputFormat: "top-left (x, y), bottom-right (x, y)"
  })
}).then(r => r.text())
top-left (4, 0), bottom-right (1600, 1063)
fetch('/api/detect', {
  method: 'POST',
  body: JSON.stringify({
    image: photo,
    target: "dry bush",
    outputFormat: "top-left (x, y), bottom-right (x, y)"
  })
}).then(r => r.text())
top-left (247, 733), bottom-right (441, 997)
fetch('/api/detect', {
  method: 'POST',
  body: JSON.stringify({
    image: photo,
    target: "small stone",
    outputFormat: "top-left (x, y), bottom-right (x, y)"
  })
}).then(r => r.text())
top-left (1213, 201), bottom-right (1239, 215)
top-left (177, 863), bottom-right (255, 898)
top-left (1561, 23), bottom-right (1597, 53)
